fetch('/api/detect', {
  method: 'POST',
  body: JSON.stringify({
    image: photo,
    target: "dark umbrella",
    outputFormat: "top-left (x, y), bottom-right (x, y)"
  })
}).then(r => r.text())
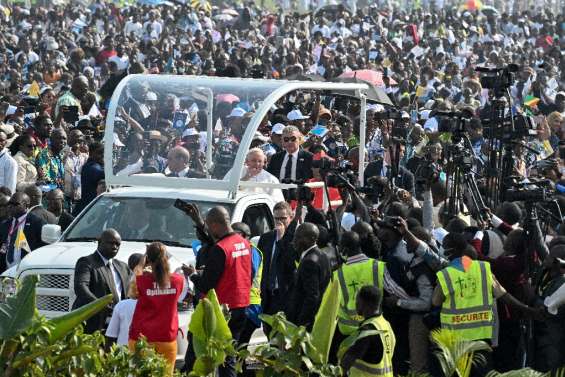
top-left (331, 77), bottom-right (394, 107)
top-left (313, 4), bottom-right (353, 17)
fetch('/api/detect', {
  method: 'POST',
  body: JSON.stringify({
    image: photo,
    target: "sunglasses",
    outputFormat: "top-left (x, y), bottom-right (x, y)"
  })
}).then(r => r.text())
top-left (7, 201), bottom-right (22, 207)
top-left (283, 136), bottom-right (297, 143)
top-left (24, 143), bottom-right (35, 148)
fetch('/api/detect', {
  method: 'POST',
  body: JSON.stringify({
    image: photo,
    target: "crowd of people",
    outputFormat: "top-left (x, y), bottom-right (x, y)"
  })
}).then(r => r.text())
top-left (0, 0), bottom-right (565, 376)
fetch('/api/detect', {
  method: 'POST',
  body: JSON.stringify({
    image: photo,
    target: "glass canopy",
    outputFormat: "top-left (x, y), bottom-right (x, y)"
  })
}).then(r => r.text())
top-left (104, 74), bottom-right (370, 196)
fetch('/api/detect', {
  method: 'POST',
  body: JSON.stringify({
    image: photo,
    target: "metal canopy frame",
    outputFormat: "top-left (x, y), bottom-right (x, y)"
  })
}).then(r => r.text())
top-left (104, 75), bottom-right (371, 199)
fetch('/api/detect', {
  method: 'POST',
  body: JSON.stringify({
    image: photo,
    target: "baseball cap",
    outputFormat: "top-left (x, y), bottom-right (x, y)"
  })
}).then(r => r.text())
top-left (556, 91), bottom-right (565, 100)
top-left (227, 107), bottom-right (246, 118)
top-left (287, 109), bottom-right (309, 121)
top-left (182, 128), bottom-right (199, 138)
top-left (271, 123), bottom-right (285, 135)
top-left (253, 131), bottom-right (269, 143)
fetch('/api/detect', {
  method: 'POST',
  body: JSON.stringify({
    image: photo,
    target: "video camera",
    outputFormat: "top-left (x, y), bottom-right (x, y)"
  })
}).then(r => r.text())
top-left (281, 179), bottom-right (315, 202)
top-left (435, 110), bottom-right (474, 134)
top-left (374, 109), bottom-right (409, 140)
top-left (476, 64), bottom-right (519, 96)
top-left (504, 178), bottom-right (553, 203)
top-left (415, 159), bottom-right (441, 184)
top-left (482, 113), bottom-right (537, 140)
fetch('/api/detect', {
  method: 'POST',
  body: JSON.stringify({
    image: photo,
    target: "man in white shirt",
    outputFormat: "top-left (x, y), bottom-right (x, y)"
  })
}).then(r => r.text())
top-left (106, 253), bottom-right (143, 346)
top-left (124, 15), bottom-right (143, 38)
top-left (143, 11), bottom-right (163, 39)
top-left (240, 148), bottom-right (285, 203)
top-left (0, 130), bottom-right (17, 193)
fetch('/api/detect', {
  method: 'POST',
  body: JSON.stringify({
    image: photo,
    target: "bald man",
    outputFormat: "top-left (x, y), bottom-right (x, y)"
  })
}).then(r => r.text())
top-left (55, 75), bottom-right (89, 121)
top-left (186, 206), bottom-right (252, 377)
top-left (73, 228), bottom-right (131, 333)
top-left (286, 222), bottom-right (331, 330)
top-left (165, 146), bottom-right (205, 178)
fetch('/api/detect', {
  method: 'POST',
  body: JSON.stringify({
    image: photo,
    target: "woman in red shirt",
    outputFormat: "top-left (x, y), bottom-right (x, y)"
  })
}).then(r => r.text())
top-left (129, 242), bottom-right (184, 375)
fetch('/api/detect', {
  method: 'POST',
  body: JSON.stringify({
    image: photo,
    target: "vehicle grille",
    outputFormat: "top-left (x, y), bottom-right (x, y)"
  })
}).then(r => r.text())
top-left (37, 274), bottom-right (70, 289)
top-left (19, 270), bottom-right (74, 317)
top-left (36, 295), bottom-right (70, 312)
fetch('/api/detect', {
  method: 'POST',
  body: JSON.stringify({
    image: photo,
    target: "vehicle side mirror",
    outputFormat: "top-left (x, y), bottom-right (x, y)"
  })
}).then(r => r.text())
top-left (42, 224), bottom-right (62, 244)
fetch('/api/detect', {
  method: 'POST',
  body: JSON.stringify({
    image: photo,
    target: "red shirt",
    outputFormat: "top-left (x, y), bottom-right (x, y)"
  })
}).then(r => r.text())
top-left (215, 234), bottom-right (252, 309)
top-left (96, 49), bottom-right (117, 65)
top-left (129, 272), bottom-right (184, 342)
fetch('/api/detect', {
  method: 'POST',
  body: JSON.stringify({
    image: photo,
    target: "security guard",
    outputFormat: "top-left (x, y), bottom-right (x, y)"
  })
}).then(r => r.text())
top-left (334, 231), bottom-right (385, 336)
top-left (431, 233), bottom-right (539, 376)
top-left (340, 285), bottom-right (395, 377)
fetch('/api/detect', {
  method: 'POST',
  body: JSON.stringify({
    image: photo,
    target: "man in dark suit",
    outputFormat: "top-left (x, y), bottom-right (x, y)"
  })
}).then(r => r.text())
top-left (267, 125), bottom-right (313, 184)
top-left (0, 192), bottom-right (46, 273)
top-left (258, 201), bottom-right (299, 318)
top-left (46, 189), bottom-right (75, 232)
top-left (286, 222), bottom-right (331, 330)
top-left (73, 228), bottom-right (131, 334)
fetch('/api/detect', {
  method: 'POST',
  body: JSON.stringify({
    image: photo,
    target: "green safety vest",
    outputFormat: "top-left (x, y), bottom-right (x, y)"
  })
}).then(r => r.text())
top-left (334, 258), bottom-right (385, 335)
top-left (249, 244), bottom-right (263, 306)
top-left (436, 258), bottom-right (494, 341)
top-left (347, 315), bottom-right (396, 377)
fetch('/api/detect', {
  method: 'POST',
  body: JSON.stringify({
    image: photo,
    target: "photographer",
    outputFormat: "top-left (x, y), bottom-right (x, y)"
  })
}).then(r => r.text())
top-left (378, 216), bottom-right (444, 374)
top-left (364, 147), bottom-right (416, 196)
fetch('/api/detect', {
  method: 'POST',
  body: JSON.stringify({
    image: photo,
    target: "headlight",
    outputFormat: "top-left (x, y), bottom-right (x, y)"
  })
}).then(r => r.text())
top-left (0, 277), bottom-right (16, 303)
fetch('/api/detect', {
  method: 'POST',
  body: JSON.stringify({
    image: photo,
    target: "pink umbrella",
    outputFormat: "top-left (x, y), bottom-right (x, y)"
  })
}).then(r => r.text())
top-left (216, 93), bottom-right (240, 103)
top-left (338, 70), bottom-right (397, 87)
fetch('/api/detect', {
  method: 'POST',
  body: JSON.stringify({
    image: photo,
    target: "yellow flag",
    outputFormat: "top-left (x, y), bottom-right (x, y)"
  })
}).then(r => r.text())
top-left (416, 86), bottom-right (426, 97)
top-left (29, 81), bottom-right (40, 97)
top-left (15, 228), bottom-right (31, 255)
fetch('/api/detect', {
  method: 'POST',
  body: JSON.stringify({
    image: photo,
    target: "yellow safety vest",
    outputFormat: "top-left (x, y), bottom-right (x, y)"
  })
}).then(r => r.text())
top-left (249, 245), bottom-right (263, 306)
top-left (349, 315), bottom-right (395, 377)
top-left (334, 258), bottom-right (385, 335)
top-left (436, 257), bottom-right (494, 341)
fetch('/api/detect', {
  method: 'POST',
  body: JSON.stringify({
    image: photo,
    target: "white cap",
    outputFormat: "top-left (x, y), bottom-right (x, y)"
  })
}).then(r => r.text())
top-left (253, 132), bottom-right (269, 143)
top-left (287, 109), bottom-right (309, 121)
top-left (145, 92), bottom-right (158, 101)
top-left (40, 85), bottom-right (53, 96)
top-left (45, 37), bottom-right (59, 51)
top-left (0, 123), bottom-right (17, 147)
top-left (182, 128), bottom-right (199, 138)
top-left (227, 107), bottom-right (246, 118)
top-left (271, 123), bottom-right (285, 135)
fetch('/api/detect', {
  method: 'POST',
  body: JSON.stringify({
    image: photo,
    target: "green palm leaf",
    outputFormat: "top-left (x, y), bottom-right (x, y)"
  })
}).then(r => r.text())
top-left (430, 329), bottom-right (491, 377)
top-left (0, 275), bottom-right (38, 340)
top-left (47, 294), bottom-right (113, 343)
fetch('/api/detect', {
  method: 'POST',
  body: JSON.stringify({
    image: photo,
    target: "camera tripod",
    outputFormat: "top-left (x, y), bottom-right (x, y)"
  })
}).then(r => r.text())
top-left (443, 125), bottom-right (490, 223)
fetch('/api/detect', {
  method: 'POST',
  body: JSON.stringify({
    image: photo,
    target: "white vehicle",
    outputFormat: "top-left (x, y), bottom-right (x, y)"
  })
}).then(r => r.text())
top-left (0, 74), bottom-right (378, 361)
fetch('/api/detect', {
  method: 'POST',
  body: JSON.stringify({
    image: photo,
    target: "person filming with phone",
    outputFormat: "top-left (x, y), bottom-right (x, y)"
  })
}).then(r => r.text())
top-left (178, 203), bottom-right (252, 377)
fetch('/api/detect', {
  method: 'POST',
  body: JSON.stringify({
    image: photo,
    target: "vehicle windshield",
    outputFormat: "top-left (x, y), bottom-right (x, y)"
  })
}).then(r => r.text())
top-left (64, 196), bottom-right (227, 247)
